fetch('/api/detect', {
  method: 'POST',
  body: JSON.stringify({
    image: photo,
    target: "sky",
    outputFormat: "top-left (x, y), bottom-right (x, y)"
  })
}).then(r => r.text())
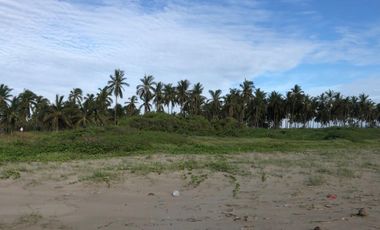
top-left (0, 0), bottom-right (379, 103)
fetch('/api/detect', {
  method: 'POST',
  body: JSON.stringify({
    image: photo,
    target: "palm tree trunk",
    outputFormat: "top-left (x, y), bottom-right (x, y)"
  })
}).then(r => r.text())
top-left (115, 96), bottom-right (118, 125)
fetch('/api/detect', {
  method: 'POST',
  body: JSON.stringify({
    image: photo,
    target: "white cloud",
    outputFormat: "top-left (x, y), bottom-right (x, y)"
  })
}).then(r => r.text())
top-left (0, 0), bottom-right (378, 103)
top-left (310, 26), bottom-right (380, 66)
top-left (0, 0), bottom-right (316, 100)
top-left (338, 76), bottom-right (380, 102)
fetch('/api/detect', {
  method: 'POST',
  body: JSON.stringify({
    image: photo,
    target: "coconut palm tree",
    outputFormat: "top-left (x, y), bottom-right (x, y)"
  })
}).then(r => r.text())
top-left (224, 88), bottom-right (243, 121)
top-left (107, 69), bottom-right (129, 125)
top-left (189, 82), bottom-right (205, 116)
top-left (1, 97), bottom-right (19, 133)
top-left (96, 87), bottom-right (113, 115)
top-left (32, 96), bottom-right (50, 130)
top-left (376, 103), bottom-right (380, 127)
top-left (125, 96), bottom-right (139, 116)
top-left (208, 89), bottom-right (223, 119)
top-left (301, 95), bottom-right (315, 128)
top-left (163, 84), bottom-right (176, 114)
top-left (267, 91), bottom-right (284, 128)
top-left (358, 93), bottom-right (371, 128)
top-left (18, 89), bottom-right (37, 127)
top-left (240, 79), bottom-right (254, 122)
top-left (69, 88), bottom-right (83, 106)
top-left (44, 95), bottom-right (71, 131)
top-left (75, 98), bottom-right (95, 128)
top-left (315, 93), bottom-right (329, 127)
top-left (248, 88), bottom-right (267, 127)
top-left (0, 84), bottom-right (13, 109)
top-left (176, 80), bottom-right (190, 116)
top-left (286, 84), bottom-right (304, 128)
top-left (136, 75), bottom-right (156, 114)
top-left (153, 82), bottom-right (164, 112)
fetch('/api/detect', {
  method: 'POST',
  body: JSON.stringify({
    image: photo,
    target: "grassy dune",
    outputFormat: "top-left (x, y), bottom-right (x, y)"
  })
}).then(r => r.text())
top-left (1, 118), bottom-right (380, 162)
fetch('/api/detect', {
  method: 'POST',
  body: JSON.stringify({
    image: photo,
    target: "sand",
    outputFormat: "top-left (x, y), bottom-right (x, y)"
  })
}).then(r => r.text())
top-left (0, 153), bottom-right (379, 230)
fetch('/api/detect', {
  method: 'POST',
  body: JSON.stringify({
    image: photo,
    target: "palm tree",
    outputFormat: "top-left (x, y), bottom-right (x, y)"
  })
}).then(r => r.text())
top-left (86, 93), bottom-right (106, 125)
top-left (208, 89), bottom-right (223, 119)
top-left (301, 95), bottom-right (315, 128)
top-left (240, 79), bottom-right (254, 122)
top-left (315, 93), bottom-right (328, 127)
top-left (32, 96), bottom-right (50, 130)
top-left (153, 82), bottom-right (164, 112)
top-left (75, 98), bottom-right (95, 128)
top-left (248, 88), bottom-right (267, 127)
top-left (325, 89), bottom-right (336, 126)
top-left (136, 75), bottom-right (156, 114)
top-left (163, 84), bottom-right (176, 114)
top-left (0, 84), bottom-right (13, 109)
top-left (0, 84), bottom-right (13, 131)
top-left (189, 82), bottom-right (205, 116)
top-left (286, 84), bottom-right (304, 128)
top-left (376, 103), bottom-right (380, 127)
top-left (1, 97), bottom-right (19, 133)
top-left (69, 88), bottom-right (83, 106)
top-left (125, 96), bottom-right (139, 116)
top-left (44, 95), bottom-right (71, 131)
top-left (224, 88), bottom-right (243, 120)
top-left (358, 93), bottom-right (371, 128)
top-left (176, 80), bottom-right (190, 116)
top-left (18, 89), bottom-right (37, 127)
top-left (107, 69), bottom-right (129, 125)
top-left (96, 87), bottom-right (113, 115)
top-left (267, 91), bottom-right (284, 128)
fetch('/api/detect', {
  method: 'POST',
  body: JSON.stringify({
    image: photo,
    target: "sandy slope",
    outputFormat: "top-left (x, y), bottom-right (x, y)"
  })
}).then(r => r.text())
top-left (0, 153), bottom-right (379, 230)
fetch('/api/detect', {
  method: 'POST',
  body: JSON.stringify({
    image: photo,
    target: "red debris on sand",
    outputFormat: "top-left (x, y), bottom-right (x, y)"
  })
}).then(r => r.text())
top-left (326, 194), bottom-right (337, 200)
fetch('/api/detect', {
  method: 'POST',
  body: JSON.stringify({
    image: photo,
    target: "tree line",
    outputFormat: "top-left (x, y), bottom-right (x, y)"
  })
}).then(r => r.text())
top-left (1, 69), bottom-right (379, 132)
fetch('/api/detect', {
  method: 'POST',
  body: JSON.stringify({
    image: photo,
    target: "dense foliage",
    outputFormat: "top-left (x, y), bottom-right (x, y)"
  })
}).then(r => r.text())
top-left (1, 125), bottom-right (380, 162)
top-left (1, 69), bottom-right (380, 133)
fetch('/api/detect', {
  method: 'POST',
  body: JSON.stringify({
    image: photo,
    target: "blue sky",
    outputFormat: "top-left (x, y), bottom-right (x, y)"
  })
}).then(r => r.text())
top-left (0, 0), bottom-right (379, 102)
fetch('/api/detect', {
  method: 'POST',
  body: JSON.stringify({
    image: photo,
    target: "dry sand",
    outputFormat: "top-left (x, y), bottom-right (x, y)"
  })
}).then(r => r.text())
top-left (0, 153), bottom-right (379, 230)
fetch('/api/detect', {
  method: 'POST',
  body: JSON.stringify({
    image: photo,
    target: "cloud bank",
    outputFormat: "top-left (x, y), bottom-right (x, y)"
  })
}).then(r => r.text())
top-left (0, 0), bottom-right (379, 101)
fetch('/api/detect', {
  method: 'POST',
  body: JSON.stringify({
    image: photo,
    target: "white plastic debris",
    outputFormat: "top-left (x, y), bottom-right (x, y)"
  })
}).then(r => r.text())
top-left (172, 190), bottom-right (180, 197)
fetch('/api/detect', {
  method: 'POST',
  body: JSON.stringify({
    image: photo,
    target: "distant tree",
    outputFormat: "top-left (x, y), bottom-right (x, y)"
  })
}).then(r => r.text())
top-left (0, 84), bottom-right (13, 109)
top-left (44, 95), bottom-right (71, 131)
top-left (208, 89), bottom-right (223, 119)
top-left (240, 79), bottom-right (254, 122)
top-left (248, 88), bottom-right (266, 127)
top-left (107, 69), bottom-right (129, 125)
top-left (69, 88), bottom-right (83, 106)
top-left (176, 80), bottom-right (190, 116)
top-left (267, 91), bottom-right (284, 128)
top-left (1, 97), bottom-right (19, 133)
top-left (163, 84), bottom-right (176, 114)
top-left (96, 86), bottom-right (113, 123)
top-left (224, 88), bottom-right (243, 121)
top-left (125, 96), bottom-right (139, 116)
top-left (136, 75), bottom-right (156, 114)
top-left (153, 82), bottom-right (164, 112)
top-left (189, 82), bottom-right (205, 116)
top-left (18, 89), bottom-right (37, 127)
top-left (286, 84), bottom-right (304, 128)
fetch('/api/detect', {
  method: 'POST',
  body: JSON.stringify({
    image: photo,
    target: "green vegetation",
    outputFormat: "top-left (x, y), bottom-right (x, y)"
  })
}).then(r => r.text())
top-left (80, 170), bottom-right (117, 187)
top-left (0, 117), bottom-right (380, 162)
top-left (188, 174), bottom-right (208, 188)
top-left (16, 212), bottom-right (42, 225)
top-left (305, 174), bottom-right (326, 186)
top-left (1, 74), bottom-right (380, 134)
top-left (0, 168), bottom-right (21, 179)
